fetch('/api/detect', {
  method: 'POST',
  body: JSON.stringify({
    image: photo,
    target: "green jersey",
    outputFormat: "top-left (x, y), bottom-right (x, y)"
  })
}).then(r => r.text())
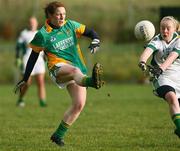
top-left (29, 19), bottom-right (87, 74)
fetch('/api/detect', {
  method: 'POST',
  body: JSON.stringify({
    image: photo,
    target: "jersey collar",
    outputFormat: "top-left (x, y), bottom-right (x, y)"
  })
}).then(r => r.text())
top-left (45, 19), bottom-right (67, 33)
top-left (45, 19), bottom-right (53, 33)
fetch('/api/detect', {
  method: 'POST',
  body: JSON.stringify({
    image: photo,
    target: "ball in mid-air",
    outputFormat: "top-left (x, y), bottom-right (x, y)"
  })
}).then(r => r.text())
top-left (134, 20), bottom-right (155, 41)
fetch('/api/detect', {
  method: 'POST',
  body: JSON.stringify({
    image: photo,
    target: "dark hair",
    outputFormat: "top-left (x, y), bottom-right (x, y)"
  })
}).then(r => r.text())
top-left (44, 1), bottom-right (65, 18)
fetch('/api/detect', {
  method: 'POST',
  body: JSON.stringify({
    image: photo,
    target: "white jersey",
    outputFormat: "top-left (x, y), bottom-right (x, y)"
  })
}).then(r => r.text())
top-left (18, 29), bottom-right (45, 75)
top-left (147, 32), bottom-right (180, 98)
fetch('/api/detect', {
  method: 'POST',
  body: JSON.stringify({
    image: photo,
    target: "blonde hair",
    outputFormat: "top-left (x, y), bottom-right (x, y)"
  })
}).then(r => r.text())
top-left (161, 16), bottom-right (179, 31)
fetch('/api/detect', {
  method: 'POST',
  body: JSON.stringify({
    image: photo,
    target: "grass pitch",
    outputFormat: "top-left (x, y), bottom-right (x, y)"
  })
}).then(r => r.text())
top-left (0, 83), bottom-right (180, 151)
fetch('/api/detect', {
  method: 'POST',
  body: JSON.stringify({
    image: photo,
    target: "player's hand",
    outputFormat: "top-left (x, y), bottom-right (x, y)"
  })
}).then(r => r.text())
top-left (88, 39), bottom-right (100, 54)
top-left (148, 65), bottom-right (163, 80)
top-left (15, 58), bottom-right (22, 68)
top-left (14, 80), bottom-right (26, 94)
top-left (138, 61), bottom-right (147, 71)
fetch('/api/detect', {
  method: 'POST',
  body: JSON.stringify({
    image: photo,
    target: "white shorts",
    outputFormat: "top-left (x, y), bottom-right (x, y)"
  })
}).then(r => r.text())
top-left (49, 63), bottom-right (75, 89)
top-left (23, 52), bottom-right (45, 76)
top-left (153, 70), bottom-right (180, 98)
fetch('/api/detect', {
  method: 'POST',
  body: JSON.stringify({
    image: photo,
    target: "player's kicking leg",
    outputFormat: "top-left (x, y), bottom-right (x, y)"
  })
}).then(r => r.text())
top-left (53, 62), bottom-right (104, 89)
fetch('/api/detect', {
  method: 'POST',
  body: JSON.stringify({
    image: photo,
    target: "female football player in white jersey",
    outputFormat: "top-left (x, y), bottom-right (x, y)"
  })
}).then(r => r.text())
top-left (15, 16), bottom-right (47, 107)
top-left (138, 16), bottom-right (180, 138)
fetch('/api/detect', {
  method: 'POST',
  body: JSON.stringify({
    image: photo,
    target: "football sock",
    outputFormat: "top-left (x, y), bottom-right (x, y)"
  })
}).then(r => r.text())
top-left (55, 120), bottom-right (70, 138)
top-left (39, 99), bottom-right (47, 107)
top-left (82, 76), bottom-right (94, 87)
top-left (17, 98), bottom-right (24, 103)
top-left (172, 113), bottom-right (180, 130)
top-left (18, 98), bottom-right (23, 102)
top-left (16, 98), bottom-right (25, 107)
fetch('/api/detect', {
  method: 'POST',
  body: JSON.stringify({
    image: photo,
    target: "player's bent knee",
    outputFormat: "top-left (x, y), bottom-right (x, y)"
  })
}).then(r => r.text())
top-left (71, 67), bottom-right (81, 75)
top-left (165, 92), bottom-right (178, 105)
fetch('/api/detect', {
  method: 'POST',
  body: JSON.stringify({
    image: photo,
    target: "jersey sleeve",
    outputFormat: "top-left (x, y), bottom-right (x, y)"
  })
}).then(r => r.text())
top-left (69, 20), bottom-right (85, 38)
top-left (146, 36), bottom-right (159, 52)
top-left (173, 38), bottom-right (180, 55)
top-left (29, 31), bottom-right (46, 53)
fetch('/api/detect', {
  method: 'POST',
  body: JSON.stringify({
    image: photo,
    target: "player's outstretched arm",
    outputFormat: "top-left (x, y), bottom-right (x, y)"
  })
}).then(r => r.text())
top-left (83, 27), bottom-right (100, 54)
top-left (138, 47), bottom-right (153, 71)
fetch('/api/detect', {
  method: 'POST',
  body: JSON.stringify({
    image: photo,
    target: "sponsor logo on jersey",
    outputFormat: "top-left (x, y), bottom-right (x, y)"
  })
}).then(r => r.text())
top-left (52, 36), bottom-right (74, 50)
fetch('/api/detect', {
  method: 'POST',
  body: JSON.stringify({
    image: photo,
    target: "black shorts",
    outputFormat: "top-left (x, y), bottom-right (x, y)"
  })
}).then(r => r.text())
top-left (155, 85), bottom-right (176, 100)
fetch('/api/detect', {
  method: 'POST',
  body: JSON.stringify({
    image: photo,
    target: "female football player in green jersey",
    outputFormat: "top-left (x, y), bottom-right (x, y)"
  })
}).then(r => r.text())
top-left (14, 1), bottom-right (104, 147)
top-left (138, 16), bottom-right (180, 139)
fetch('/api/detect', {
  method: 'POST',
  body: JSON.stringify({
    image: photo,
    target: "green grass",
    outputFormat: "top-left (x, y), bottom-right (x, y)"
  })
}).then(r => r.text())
top-left (1, 83), bottom-right (180, 151)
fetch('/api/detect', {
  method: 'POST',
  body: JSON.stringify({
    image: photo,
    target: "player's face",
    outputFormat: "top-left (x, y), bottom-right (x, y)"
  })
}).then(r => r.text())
top-left (50, 7), bottom-right (66, 27)
top-left (29, 17), bottom-right (38, 31)
top-left (160, 20), bottom-right (176, 43)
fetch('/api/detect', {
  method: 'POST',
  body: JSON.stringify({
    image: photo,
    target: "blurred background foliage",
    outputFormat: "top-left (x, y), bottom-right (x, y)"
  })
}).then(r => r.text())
top-left (0, 0), bottom-right (179, 83)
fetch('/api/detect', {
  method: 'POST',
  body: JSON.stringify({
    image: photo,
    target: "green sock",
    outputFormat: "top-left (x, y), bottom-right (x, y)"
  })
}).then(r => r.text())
top-left (17, 98), bottom-right (24, 103)
top-left (39, 99), bottom-right (47, 107)
top-left (172, 113), bottom-right (180, 130)
top-left (82, 76), bottom-right (94, 87)
top-left (55, 120), bottom-right (69, 139)
top-left (40, 99), bottom-right (45, 102)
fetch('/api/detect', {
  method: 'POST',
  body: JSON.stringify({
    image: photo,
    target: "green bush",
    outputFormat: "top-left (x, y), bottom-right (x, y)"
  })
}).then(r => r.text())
top-left (0, 0), bottom-right (179, 42)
